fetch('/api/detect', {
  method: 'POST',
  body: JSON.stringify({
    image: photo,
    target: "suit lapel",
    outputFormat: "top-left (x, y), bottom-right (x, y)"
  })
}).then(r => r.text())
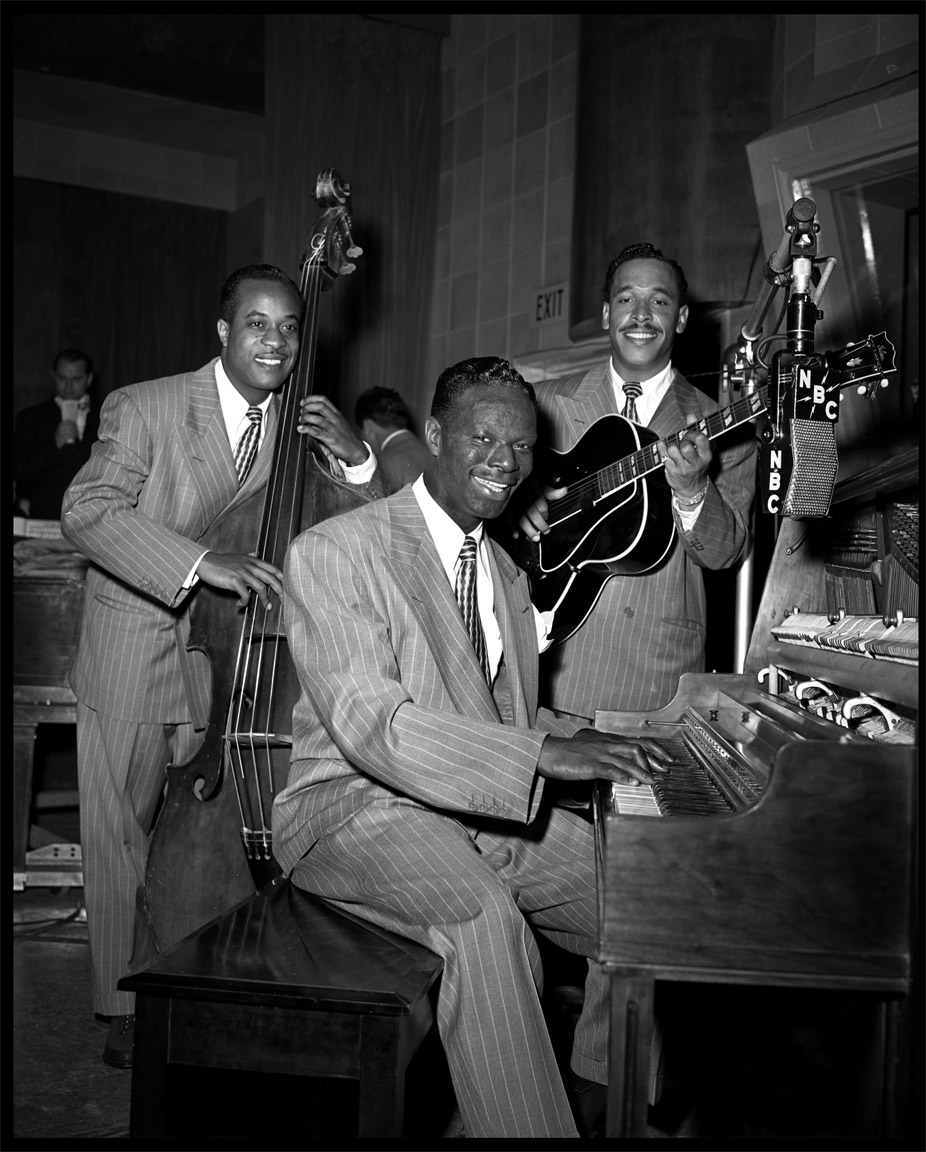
top-left (385, 492), bottom-right (501, 722)
top-left (175, 360), bottom-right (238, 516)
top-left (552, 361), bottom-right (615, 444)
top-left (178, 359), bottom-right (285, 523)
top-left (486, 541), bottom-right (536, 727)
top-left (649, 369), bottom-right (699, 440)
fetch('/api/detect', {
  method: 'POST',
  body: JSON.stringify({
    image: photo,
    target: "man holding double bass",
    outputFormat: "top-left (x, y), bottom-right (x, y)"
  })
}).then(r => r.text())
top-left (62, 264), bottom-right (384, 1069)
top-left (514, 242), bottom-right (756, 719)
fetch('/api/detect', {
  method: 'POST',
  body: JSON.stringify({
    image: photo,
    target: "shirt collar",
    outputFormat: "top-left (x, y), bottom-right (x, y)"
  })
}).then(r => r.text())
top-left (380, 427), bottom-right (412, 452)
top-left (609, 359), bottom-right (674, 395)
top-left (214, 358), bottom-right (273, 443)
top-left (412, 473), bottom-right (484, 580)
top-left (608, 359), bottom-right (674, 423)
top-left (54, 395), bottom-right (91, 412)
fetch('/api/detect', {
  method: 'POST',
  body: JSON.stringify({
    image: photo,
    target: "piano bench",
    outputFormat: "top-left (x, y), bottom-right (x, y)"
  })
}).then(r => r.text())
top-left (118, 877), bottom-right (443, 1139)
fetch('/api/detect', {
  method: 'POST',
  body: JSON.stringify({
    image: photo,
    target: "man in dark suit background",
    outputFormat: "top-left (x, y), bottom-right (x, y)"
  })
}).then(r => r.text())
top-left (516, 243), bottom-right (756, 719)
top-left (14, 347), bottom-right (100, 520)
top-left (62, 264), bottom-right (383, 1069)
top-left (276, 357), bottom-right (673, 1137)
top-left (354, 384), bottom-right (431, 492)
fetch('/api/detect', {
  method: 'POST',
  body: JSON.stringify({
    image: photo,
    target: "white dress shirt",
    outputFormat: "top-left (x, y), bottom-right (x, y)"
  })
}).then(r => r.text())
top-left (184, 361), bottom-right (377, 587)
top-left (608, 360), bottom-right (704, 529)
top-left (412, 475), bottom-right (551, 683)
top-left (55, 394), bottom-right (91, 440)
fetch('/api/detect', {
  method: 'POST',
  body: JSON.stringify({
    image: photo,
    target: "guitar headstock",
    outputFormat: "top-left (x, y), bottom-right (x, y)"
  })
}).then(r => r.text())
top-left (300, 169), bottom-right (363, 289)
top-left (825, 331), bottom-right (897, 400)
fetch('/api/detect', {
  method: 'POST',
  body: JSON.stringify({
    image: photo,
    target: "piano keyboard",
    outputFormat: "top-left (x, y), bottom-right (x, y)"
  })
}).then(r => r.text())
top-left (609, 736), bottom-right (737, 817)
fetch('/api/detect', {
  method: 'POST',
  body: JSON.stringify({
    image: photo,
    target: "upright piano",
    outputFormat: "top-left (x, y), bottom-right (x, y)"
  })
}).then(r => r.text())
top-left (593, 446), bottom-right (918, 1137)
top-left (13, 535), bottom-right (88, 889)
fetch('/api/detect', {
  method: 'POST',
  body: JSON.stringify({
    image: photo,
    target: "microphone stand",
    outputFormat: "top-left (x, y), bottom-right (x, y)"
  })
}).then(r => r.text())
top-left (721, 198), bottom-right (837, 673)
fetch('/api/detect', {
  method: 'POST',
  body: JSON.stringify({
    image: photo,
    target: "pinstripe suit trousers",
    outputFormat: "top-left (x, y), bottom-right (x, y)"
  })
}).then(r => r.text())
top-left (292, 798), bottom-right (606, 1139)
top-left (76, 703), bottom-right (201, 1015)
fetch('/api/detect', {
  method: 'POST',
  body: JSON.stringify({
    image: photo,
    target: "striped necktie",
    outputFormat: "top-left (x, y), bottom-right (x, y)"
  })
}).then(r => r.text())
top-left (234, 406), bottom-right (262, 485)
top-left (621, 381), bottom-right (643, 423)
top-left (454, 536), bottom-right (491, 684)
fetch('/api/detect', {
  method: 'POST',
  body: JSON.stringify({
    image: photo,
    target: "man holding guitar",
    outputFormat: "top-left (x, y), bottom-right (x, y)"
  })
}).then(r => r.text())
top-left (514, 243), bottom-right (756, 719)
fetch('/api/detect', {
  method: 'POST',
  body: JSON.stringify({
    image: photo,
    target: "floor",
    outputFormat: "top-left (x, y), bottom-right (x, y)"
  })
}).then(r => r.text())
top-left (13, 883), bottom-right (468, 1142)
top-left (13, 732), bottom-right (916, 1143)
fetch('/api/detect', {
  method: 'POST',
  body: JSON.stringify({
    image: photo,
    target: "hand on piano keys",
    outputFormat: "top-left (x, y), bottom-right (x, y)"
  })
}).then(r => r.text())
top-left (605, 734), bottom-right (745, 817)
top-left (537, 727), bottom-right (676, 791)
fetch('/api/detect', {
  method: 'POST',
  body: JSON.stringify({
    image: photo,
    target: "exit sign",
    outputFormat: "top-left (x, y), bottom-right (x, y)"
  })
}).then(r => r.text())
top-left (533, 282), bottom-right (568, 326)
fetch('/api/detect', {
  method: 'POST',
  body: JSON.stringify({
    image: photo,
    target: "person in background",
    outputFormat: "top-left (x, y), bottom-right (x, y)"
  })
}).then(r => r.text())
top-left (14, 348), bottom-right (100, 520)
top-left (61, 264), bottom-right (385, 1070)
top-left (276, 356), bottom-right (674, 1137)
top-left (354, 385), bottom-right (431, 493)
top-left (514, 242), bottom-right (756, 720)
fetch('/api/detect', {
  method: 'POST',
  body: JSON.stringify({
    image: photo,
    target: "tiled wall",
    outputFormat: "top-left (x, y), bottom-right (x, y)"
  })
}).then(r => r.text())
top-left (428, 13), bottom-right (580, 385)
top-left (777, 12), bottom-right (919, 119)
top-left (814, 11), bottom-right (918, 75)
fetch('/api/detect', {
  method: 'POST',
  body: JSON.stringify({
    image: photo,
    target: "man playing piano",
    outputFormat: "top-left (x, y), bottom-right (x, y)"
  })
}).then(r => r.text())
top-left (274, 357), bottom-right (674, 1138)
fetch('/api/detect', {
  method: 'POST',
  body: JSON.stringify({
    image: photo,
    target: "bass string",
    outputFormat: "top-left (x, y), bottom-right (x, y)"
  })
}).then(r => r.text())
top-left (228, 252), bottom-right (326, 824)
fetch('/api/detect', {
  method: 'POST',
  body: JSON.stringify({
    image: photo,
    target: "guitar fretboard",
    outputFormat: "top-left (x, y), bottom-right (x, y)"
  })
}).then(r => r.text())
top-left (553, 390), bottom-right (767, 518)
top-left (546, 331), bottom-right (892, 522)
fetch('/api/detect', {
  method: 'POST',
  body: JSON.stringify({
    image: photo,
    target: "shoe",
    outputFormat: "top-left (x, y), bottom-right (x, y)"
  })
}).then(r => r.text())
top-left (572, 1075), bottom-right (607, 1138)
top-left (102, 1013), bottom-right (135, 1068)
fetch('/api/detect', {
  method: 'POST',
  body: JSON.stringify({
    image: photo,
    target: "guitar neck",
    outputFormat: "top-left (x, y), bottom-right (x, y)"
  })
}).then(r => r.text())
top-left (587, 331), bottom-right (892, 498)
top-left (601, 387), bottom-right (768, 492)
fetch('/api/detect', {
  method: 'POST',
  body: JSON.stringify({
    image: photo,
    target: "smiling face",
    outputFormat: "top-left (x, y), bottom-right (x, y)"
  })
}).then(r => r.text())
top-left (217, 279), bottom-right (302, 404)
top-left (602, 258), bottom-right (688, 381)
top-left (424, 384), bottom-right (536, 533)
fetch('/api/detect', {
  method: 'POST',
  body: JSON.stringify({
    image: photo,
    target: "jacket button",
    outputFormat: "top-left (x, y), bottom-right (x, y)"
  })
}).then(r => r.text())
top-left (624, 607), bottom-right (634, 618)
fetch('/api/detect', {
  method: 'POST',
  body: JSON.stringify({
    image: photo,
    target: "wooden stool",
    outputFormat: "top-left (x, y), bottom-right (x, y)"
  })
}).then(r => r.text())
top-left (119, 878), bottom-right (443, 1138)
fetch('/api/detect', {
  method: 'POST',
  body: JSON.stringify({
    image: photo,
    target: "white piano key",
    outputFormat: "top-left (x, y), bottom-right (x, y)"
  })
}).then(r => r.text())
top-left (610, 783), bottom-right (661, 816)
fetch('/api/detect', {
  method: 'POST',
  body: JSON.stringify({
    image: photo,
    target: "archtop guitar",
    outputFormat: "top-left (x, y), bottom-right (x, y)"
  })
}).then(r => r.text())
top-left (508, 333), bottom-right (896, 645)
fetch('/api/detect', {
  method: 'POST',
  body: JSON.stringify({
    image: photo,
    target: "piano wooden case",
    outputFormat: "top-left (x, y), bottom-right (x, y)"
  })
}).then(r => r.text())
top-left (593, 446), bottom-right (918, 1138)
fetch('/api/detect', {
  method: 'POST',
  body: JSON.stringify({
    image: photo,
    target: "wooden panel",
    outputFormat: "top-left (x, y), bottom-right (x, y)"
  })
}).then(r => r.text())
top-left (169, 999), bottom-right (362, 1078)
top-left (598, 742), bottom-right (915, 982)
top-left (13, 578), bottom-right (85, 687)
top-left (571, 14), bottom-right (775, 338)
top-left (263, 15), bottom-right (441, 441)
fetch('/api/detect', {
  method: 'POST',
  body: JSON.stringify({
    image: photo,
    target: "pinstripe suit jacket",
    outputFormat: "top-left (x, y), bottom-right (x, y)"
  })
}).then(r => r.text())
top-left (533, 360), bottom-right (756, 715)
top-left (273, 486), bottom-right (582, 876)
top-left (62, 358), bottom-right (279, 726)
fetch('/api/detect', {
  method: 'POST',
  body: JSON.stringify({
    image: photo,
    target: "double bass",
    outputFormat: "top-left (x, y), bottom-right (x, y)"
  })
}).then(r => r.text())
top-left (145, 171), bottom-right (375, 951)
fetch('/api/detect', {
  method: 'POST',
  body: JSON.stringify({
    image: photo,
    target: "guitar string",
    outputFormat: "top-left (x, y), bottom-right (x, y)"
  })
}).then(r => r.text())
top-left (547, 392), bottom-right (765, 521)
top-left (546, 341), bottom-right (879, 522)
